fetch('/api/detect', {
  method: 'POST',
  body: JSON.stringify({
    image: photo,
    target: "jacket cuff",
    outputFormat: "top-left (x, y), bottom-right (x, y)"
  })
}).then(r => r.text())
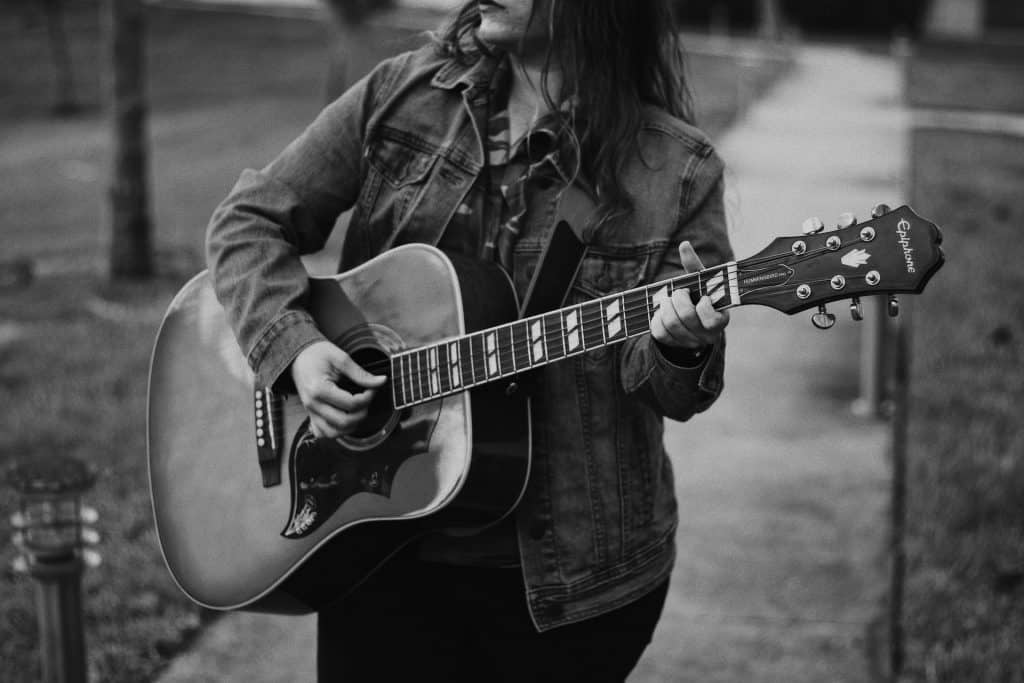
top-left (247, 310), bottom-right (327, 391)
top-left (652, 336), bottom-right (723, 396)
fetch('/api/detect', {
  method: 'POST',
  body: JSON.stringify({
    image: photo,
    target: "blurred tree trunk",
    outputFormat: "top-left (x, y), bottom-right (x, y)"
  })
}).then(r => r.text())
top-left (42, 0), bottom-right (80, 115)
top-left (107, 0), bottom-right (153, 279)
top-left (321, 0), bottom-right (393, 101)
top-left (757, 0), bottom-right (783, 40)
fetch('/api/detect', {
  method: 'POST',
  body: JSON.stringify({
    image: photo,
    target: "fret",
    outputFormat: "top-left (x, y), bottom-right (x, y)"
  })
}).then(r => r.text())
top-left (461, 337), bottom-right (476, 387)
top-left (448, 341), bottom-right (462, 389)
top-left (623, 287), bottom-right (650, 336)
top-left (415, 350), bottom-right (428, 399)
top-left (544, 311), bottom-right (565, 360)
top-left (563, 306), bottom-right (582, 353)
top-left (471, 333), bottom-right (487, 382)
top-left (392, 356), bottom-right (405, 407)
top-left (406, 352), bottom-right (418, 403)
top-left (428, 346), bottom-right (440, 396)
top-left (511, 321), bottom-right (531, 371)
top-left (580, 300), bottom-right (604, 350)
top-left (437, 343), bottom-right (451, 394)
top-left (497, 326), bottom-right (515, 376)
top-left (401, 356), bottom-right (413, 403)
top-left (602, 294), bottom-right (626, 342)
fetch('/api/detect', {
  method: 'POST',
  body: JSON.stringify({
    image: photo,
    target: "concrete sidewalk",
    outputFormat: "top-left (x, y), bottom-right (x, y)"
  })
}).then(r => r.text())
top-left (157, 45), bottom-right (905, 683)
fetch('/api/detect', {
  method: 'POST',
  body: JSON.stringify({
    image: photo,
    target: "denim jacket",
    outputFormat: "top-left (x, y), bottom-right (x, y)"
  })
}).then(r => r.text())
top-left (206, 43), bottom-right (733, 631)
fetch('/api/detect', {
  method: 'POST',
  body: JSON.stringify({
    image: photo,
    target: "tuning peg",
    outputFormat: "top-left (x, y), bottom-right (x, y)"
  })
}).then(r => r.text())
top-left (888, 295), bottom-right (899, 317)
top-left (812, 304), bottom-right (836, 330)
top-left (837, 212), bottom-right (857, 229)
top-left (850, 297), bottom-right (863, 321)
top-left (801, 217), bottom-right (825, 235)
top-left (871, 203), bottom-right (891, 218)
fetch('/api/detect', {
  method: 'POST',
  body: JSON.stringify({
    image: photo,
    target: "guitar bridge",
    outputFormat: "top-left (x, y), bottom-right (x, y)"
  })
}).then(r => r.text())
top-left (254, 386), bottom-right (283, 487)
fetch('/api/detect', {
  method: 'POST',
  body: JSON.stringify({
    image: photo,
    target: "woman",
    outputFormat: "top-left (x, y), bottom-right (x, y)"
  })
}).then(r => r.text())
top-left (207, 1), bottom-right (732, 680)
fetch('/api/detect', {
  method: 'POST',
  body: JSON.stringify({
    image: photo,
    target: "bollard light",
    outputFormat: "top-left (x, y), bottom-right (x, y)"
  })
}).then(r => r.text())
top-left (6, 455), bottom-right (101, 683)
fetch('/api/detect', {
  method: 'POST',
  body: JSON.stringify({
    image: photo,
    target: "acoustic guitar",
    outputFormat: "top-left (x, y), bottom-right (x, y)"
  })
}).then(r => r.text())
top-left (147, 205), bottom-right (943, 614)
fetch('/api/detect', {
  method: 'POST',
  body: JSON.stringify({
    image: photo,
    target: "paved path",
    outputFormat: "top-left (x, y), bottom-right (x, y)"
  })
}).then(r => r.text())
top-left (631, 44), bottom-right (904, 683)
top-left (157, 45), bottom-right (905, 683)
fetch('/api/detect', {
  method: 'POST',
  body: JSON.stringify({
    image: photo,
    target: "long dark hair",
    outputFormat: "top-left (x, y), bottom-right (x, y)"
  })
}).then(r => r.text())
top-left (435, 1), bottom-right (695, 223)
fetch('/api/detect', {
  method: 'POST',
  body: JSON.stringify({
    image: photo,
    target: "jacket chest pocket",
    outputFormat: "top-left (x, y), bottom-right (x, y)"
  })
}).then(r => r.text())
top-left (368, 136), bottom-right (437, 189)
top-left (572, 250), bottom-right (652, 300)
top-left (355, 131), bottom-right (462, 257)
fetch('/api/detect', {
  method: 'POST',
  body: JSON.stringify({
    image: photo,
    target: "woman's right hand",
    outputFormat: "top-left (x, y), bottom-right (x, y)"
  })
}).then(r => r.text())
top-left (289, 341), bottom-right (387, 439)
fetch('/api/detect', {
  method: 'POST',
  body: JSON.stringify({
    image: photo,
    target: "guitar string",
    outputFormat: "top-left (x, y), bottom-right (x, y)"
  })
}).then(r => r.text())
top-left (354, 267), bottom-right (879, 385)
top-left (388, 272), bottom-right (875, 406)
top-left (349, 272), bottom-right (743, 377)
top-left (369, 274), bottom-right (751, 392)
top-left (386, 270), bottom-right (866, 391)
top-left (358, 239), bottom-right (880, 375)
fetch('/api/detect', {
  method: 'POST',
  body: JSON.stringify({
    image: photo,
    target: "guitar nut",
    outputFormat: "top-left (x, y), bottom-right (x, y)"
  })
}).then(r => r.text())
top-left (826, 236), bottom-right (842, 250)
top-left (796, 284), bottom-right (811, 299)
top-left (792, 240), bottom-right (807, 256)
top-left (860, 227), bottom-right (875, 242)
top-left (865, 270), bottom-right (880, 286)
top-left (830, 275), bottom-right (846, 290)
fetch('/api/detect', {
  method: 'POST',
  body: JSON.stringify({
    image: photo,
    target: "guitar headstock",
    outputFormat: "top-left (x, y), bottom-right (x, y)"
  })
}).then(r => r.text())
top-left (734, 205), bottom-right (944, 325)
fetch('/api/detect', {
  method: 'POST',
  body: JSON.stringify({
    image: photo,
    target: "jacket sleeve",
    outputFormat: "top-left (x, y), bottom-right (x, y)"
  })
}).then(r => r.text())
top-left (618, 150), bottom-right (733, 422)
top-left (205, 54), bottom-right (406, 390)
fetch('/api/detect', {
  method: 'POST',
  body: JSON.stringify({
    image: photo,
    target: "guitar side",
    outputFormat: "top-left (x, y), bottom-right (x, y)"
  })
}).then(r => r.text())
top-left (147, 245), bottom-right (529, 613)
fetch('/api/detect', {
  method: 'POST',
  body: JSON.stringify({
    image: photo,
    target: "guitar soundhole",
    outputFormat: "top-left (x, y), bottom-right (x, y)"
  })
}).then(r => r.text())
top-left (343, 346), bottom-right (396, 442)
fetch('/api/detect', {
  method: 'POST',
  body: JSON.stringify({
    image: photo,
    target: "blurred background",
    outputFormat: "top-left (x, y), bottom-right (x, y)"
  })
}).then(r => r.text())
top-left (1, 0), bottom-right (1022, 681)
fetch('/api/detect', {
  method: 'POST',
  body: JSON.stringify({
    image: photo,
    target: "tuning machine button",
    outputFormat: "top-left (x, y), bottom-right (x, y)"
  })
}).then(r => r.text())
top-left (812, 305), bottom-right (836, 330)
top-left (871, 203), bottom-right (892, 218)
top-left (850, 297), bottom-right (863, 321)
top-left (837, 212), bottom-right (857, 229)
top-left (888, 295), bottom-right (900, 317)
top-left (802, 217), bottom-right (825, 235)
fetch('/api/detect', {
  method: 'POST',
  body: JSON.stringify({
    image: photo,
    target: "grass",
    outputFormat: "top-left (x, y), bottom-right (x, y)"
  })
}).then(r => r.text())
top-left (0, 4), bottom-right (789, 681)
top-left (901, 128), bottom-right (1024, 682)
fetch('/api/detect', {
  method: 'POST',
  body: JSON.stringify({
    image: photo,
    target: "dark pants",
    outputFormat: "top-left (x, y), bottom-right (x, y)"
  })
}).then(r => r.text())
top-left (317, 548), bottom-right (669, 682)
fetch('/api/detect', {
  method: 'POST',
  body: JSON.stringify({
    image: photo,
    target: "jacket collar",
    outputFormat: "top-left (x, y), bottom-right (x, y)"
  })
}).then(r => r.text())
top-left (431, 52), bottom-right (499, 94)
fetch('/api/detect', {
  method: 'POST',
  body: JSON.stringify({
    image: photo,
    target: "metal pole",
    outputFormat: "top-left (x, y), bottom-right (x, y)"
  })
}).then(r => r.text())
top-left (853, 295), bottom-right (890, 418)
top-left (888, 305), bottom-right (911, 679)
top-left (32, 558), bottom-right (88, 683)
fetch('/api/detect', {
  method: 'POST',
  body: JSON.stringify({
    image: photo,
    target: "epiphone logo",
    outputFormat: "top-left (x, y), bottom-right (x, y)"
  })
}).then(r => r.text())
top-left (896, 219), bottom-right (916, 273)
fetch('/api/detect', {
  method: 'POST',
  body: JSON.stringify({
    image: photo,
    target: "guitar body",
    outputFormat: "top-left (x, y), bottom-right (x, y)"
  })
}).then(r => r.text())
top-left (148, 244), bottom-right (530, 613)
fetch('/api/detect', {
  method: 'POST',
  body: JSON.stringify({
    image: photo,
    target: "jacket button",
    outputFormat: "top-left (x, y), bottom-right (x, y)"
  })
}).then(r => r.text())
top-left (528, 521), bottom-right (546, 540)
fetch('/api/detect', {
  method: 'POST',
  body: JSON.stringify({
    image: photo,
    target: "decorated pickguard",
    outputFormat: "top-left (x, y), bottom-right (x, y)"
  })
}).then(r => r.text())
top-left (281, 414), bottom-right (436, 539)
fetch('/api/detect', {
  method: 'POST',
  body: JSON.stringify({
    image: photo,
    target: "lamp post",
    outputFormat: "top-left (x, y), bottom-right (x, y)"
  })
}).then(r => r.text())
top-left (7, 455), bottom-right (101, 683)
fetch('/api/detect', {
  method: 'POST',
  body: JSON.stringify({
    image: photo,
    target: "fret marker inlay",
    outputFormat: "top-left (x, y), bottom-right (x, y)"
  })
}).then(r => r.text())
top-left (485, 333), bottom-right (499, 376)
top-left (530, 320), bottom-right (545, 363)
top-left (605, 299), bottom-right (622, 339)
top-left (428, 347), bottom-right (439, 394)
top-left (565, 310), bottom-right (580, 351)
top-left (448, 342), bottom-right (461, 388)
top-left (707, 272), bottom-right (726, 304)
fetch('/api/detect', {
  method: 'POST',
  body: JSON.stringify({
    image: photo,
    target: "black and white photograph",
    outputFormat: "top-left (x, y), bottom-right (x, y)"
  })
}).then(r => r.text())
top-left (1, 0), bottom-right (1020, 681)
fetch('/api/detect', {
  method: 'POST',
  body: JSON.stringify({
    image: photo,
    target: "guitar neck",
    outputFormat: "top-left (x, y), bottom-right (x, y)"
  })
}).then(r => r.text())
top-left (389, 261), bottom-right (740, 409)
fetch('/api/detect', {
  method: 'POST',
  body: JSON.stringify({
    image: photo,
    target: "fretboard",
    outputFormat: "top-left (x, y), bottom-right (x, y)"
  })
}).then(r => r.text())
top-left (390, 261), bottom-right (740, 409)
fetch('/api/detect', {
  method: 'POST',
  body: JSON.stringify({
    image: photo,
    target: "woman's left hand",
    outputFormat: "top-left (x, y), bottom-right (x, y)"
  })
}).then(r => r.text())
top-left (650, 241), bottom-right (730, 350)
